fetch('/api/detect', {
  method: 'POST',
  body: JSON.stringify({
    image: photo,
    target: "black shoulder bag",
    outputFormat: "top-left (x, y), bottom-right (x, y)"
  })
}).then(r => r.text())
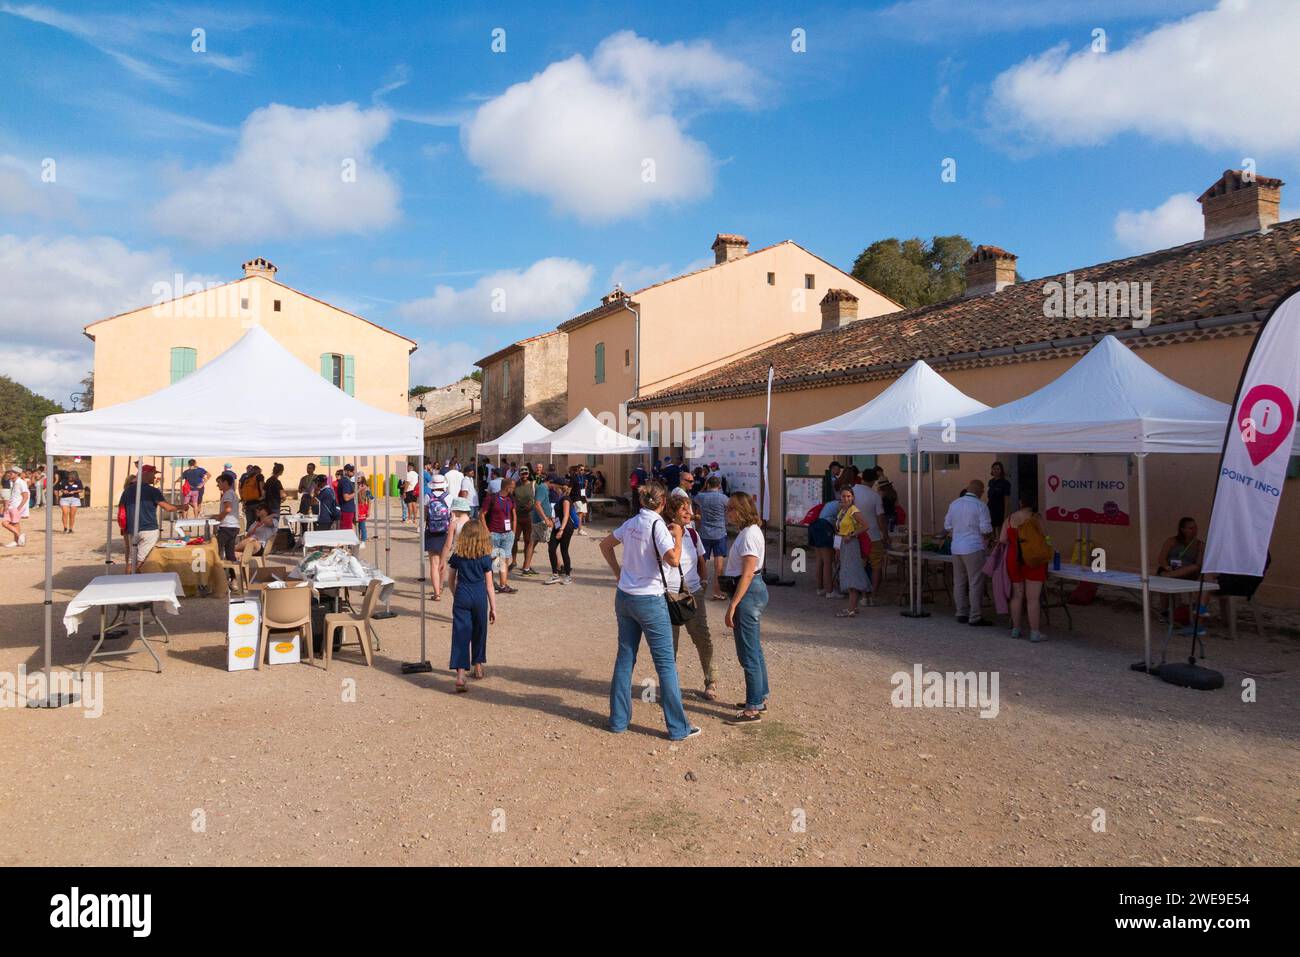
top-left (653, 520), bottom-right (697, 626)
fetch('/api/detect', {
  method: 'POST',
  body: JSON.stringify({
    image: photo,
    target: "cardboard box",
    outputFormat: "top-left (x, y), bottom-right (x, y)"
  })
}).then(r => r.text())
top-left (266, 633), bottom-right (301, 665)
top-left (227, 600), bottom-right (260, 672)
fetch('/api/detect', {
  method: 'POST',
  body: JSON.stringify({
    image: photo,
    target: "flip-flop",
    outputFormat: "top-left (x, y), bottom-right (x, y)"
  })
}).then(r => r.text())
top-left (455, 682), bottom-right (468, 693)
top-left (701, 685), bottom-right (719, 701)
top-left (835, 609), bottom-right (857, 618)
top-left (710, 594), bottom-right (727, 601)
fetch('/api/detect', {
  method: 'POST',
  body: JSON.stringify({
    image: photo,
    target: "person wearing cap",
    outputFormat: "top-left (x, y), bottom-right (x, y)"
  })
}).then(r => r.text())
top-left (483, 476), bottom-right (518, 594)
top-left (2, 467), bottom-right (30, 548)
top-left (424, 473), bottom-right (452, 599)
top-left (337, 463), bottom-right (357, 531)
top-left (709, 462), bottom-right (728, 494)
top-left (221, 463), bottom-right (238, 489)
top-left (118, 464), bottom-right (179, 572)
top-left (511, 465), bottom-right (536, 574)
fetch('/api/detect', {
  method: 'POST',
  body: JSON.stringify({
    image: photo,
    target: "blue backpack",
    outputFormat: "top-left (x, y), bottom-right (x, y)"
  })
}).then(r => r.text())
top-left (425, 492), bottom-right (450, 533)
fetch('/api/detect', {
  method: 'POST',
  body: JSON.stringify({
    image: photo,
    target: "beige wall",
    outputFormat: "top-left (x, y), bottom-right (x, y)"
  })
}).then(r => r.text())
top-left (521, 333), bottom-right (569, 430)
top-left (480, 351), bottom-right (524, 441)
top-left (85, 275), bottom-right (414, 507)
top-left (634, 333), bottom-right (1300, 609)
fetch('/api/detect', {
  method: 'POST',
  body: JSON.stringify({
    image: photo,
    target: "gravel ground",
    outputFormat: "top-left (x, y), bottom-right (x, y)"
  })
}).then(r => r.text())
top-left (1, 509), bottom-right (1296, 866)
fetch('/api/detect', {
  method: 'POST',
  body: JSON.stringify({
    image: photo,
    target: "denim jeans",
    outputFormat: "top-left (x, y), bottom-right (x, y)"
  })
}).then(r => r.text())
top-left (732, 577), bottom-right (770, 710)
top-left (610, 589), bottom-right (692, 740)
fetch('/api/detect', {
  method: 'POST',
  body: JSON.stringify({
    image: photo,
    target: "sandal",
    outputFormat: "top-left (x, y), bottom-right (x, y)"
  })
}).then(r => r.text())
top-left (701, 683), bottom-right (718, 701)
top-left (710, 594), bottom-right (727, 601)
top-left (836, 608), bottom-right (857, 618)
top-left (455, 681), bottom-right (468, 693)
top-left (472, 664), bottom-right (484, 680)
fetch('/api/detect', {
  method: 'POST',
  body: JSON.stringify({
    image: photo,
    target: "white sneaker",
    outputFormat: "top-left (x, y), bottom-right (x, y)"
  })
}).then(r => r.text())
top-left (545, 574), bottom-right (561, 585)
top-left (3, 542), bottom-right (16, 548)
top-left (562, 576), bottom-right (573, 585)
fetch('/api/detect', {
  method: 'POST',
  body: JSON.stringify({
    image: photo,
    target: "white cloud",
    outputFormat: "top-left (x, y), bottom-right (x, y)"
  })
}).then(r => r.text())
top-left (990, 0), bottom-right (1300, 152)
top-left (0, 234), bottom-right (195, 398)
top-left (398, 257), bottom-right (594, 326)
top-left (151, 103), bottom-right (401, 245)
top-left (607, 255), bottom-right (714, 292)
top-left (409, 340), bottom-right (481, 389)
top-left (462, 31), bottom-right (759, 221)
top-left (0, 158), bottom-right (77, 220)
top-left (1113, 192), bottom-right (1204, 252)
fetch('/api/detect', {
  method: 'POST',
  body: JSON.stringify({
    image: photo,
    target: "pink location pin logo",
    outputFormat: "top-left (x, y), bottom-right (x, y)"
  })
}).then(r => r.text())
top-left (1047, 474), bottom-right (1060, 493)
top-left (1238, 383), bottom-right (1295, 466)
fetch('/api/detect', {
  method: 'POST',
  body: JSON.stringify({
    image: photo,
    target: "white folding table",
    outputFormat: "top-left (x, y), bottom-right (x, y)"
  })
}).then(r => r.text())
top-left (1047, 563), bottom-right (1219, 645)
top-left (304, 529), bottom-right (359, 551)
top-left (173, 517), bottom-right (217, 538)
top-left (64, 572), bottom-right (183, 675)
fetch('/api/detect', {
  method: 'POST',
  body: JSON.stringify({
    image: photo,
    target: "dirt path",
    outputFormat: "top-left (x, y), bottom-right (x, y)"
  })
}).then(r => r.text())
top-left (1, 511), bottom-right (1296, 866)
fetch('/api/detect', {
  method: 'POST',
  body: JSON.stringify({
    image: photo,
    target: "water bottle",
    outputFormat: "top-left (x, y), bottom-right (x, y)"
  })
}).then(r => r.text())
top-left (1052, 550), bottom-right (1061, 571)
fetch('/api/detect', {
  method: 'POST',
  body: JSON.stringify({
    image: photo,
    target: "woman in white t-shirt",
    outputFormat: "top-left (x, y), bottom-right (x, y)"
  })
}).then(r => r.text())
top-left (663, 493), bottom-right (717, 700)
top-left (722, 492), bottom-right (769, 723)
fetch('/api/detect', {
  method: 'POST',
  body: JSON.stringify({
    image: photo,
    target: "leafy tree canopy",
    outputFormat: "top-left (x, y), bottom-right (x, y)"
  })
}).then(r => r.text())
top-left (850, 235), bottom-right (974, 309)
top-left (0, 375), bottom-right (64, 466)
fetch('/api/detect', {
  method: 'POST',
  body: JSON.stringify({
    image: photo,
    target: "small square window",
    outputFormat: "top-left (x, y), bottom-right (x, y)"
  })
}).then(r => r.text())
top-left (624, 349), bottom-right (630, 367)
top-left (273, 299), bottom-right (281, 312)
top-left (240, 297), bottom-right (249, 310)
top-left (804, 274), bottom-right (815, 290)
top-left (767, 272), bottom-right (775, 286)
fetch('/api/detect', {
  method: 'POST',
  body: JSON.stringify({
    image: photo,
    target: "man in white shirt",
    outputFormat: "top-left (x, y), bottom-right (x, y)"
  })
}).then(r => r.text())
top-left (599, 482), bottom-right (700, 742)
top-left (403, 463), bottom-right (420, 524)
top-left (3, 468), bottom-right (30, 547)
top-left (944, 480), bottom-right (994, 626)
top-left (852, 478), bottom-right (889, 588)
top-left (459, 476), bottom-right (480, 518)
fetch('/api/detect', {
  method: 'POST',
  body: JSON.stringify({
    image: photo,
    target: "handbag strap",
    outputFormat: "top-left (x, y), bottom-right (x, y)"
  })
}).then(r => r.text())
top-left (651, 520), bottom-right (689, 595)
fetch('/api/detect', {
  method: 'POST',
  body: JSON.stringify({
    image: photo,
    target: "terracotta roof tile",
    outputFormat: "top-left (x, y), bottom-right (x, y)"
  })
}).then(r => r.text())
top-left (633, 219), bottom-right (1300, 406)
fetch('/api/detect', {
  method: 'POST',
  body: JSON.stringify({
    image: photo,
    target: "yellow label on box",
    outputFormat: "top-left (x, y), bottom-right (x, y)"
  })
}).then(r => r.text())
top-left (234, 613), bottom-right (255, 625)
top-left (275, 642), bottom-right (294, 654)
top-left (234, 646), bottom-right (255, 659)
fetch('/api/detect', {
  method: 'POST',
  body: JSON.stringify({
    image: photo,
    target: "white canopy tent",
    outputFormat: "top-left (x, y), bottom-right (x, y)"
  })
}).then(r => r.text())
top-left (521, 407), bottom-right (650, 457)
top-left (914, 334), bottom-right (1270, 671)
top-left (779, 360), bottom-right (990, 613)
top-left (476, 414), bottom-right (553, 457)
top-left (34, 326), bottom-right (427, 706)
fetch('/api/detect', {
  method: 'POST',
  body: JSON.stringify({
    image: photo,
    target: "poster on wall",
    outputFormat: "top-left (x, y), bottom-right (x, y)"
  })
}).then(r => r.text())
top-left (784, 477), bottom-right (823, 525)
top-left (690, 427), bottom-right (763, 497)
top-left (1042, 454), bottom-right (1130, 525)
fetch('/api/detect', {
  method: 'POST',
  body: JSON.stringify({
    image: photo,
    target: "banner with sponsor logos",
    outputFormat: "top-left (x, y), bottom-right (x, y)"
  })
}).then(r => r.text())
top-left (1042, 454), bottom-right (1130, 526)
top-left (1204, 286), bottom-right (1300, 576)
top-left (690, 427), bottom-right (763, 498)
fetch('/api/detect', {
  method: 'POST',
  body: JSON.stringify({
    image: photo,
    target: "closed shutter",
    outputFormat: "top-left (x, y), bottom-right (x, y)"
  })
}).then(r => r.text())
top-left (170, 347), bottom-right (196, 383)
top-left (594, 342), bottom-right (605, 383)
top-left (344, 354), bottom-right (355, 396)
top-left (320, 353), bottom-right (333, 380)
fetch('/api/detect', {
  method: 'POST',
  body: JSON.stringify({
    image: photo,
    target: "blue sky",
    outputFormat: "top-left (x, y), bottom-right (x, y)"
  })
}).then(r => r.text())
top-left (2, 0), bottom-right (1297, 400)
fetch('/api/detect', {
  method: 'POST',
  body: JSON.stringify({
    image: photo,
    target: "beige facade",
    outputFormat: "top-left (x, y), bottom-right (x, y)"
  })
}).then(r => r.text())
top-left (633, 333), bottom-right (1300, 609)
top-left (559, 238), bottom-right (899, 490)
top-left (477, 331), bottom-right (569, 444)
top-left (84, 259), bottom-right (416, 507)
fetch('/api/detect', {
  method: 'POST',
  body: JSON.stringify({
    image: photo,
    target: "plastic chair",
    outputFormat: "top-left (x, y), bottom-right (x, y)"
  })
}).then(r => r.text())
top-left (257, 582), bottom-right (314, 669)
top-left (321, 579), bottom-right (381, 670)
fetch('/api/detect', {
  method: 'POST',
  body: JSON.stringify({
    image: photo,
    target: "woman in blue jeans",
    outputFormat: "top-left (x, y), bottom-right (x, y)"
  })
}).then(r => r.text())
top-left (599, 481), bottom-right (701, 742)
top-left (723, 492), bottom-right (770, 724)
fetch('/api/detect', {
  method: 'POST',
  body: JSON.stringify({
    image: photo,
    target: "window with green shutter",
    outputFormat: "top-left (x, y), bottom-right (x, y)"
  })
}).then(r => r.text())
top-left (170, 346), bottom-right (197, 383)
top-left (319, 353), bottom-right (354, 394)
top-left (594, 342), bottom-right (605, 384)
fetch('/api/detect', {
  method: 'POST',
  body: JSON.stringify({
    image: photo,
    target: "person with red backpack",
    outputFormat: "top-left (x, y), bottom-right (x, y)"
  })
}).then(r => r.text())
top-left (424, 474), bottom-right (452, 600)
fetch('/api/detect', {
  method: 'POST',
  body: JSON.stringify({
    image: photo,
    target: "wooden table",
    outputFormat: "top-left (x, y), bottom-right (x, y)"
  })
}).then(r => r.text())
top-left (139, 539), bottom-right (228, 598)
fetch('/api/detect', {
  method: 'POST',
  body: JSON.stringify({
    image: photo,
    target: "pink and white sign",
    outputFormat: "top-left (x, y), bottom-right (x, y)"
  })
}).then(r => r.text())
top-left (1204, 288), bottom-right (1300, 577)
top-left (1042, 454), bottom-right (1130, 526)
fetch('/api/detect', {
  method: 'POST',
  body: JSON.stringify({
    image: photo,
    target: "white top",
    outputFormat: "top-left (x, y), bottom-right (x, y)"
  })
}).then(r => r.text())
top-left (944, 493), bottom-right (993, 555)
top-left (64, 572), bottom-right (183, 635)
top-left (852, 484), bottom-right (885, 541)
top-left (218, 489), bottom-right (240, 529)
top-left (612, 508), bottom-right (677, 596)
top-left (670, 524), bottom-right (703, 593)
top-left (443, 470), bottom-right (464, 499)
top-left (460, 477), bottom-right (479, 507)
top-left (724, 524), bottom-right (765, 576)
top-left (404, 470), bottom-right (420, 493)
top-left (7, 477), bottom-right (29, 517)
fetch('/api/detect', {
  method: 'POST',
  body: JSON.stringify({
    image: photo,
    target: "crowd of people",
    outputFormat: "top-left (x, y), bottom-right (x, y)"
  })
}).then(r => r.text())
top-left (804, 461), bottom-right (902, 617)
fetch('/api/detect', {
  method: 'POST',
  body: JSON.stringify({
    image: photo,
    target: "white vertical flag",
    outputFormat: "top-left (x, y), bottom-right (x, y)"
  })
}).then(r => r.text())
top-left (1203, 286), bottom-right (1300, 576)
top-left (761, 364), bottom-right (774, 521)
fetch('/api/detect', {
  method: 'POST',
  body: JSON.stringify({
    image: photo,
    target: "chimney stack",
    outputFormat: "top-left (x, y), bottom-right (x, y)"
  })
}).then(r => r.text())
top-left (242, 257), bottom-right (278, 280)
top-left (712, 233), bottom-right (749, 264)
top-left (1198, 169), bottom-right (1284, 241)
top-left (964, 245), bottom-right (1017, 297)
top-left (819, 289), bottom-right (859, 331)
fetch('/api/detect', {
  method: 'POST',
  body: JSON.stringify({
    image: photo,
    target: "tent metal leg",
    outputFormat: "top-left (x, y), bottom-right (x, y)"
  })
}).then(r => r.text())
top-left (105, 456), bottom-right (116, 568)
top-left (30, 452), bottom-right (77, 709)
top-left (1137, 453), bottom-right (1153, 674)
top-left (374, 453), bottom-right (396, 619)
top-left (402, 450), bottom-right (432, 674)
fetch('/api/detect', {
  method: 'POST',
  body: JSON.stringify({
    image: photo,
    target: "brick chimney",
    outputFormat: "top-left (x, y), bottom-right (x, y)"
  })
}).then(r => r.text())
top-left (601, 285), bottom-right (630, 307)
top-left (964, 245), bottom-right (1017, 297)
top-left (1198, 169), bottom-right (1284, 241)
top-left (242, 257), bottom-right (278, 279)
top-left (712, 233), bottom-right (749, 264)
top-left (819, 289), bottom-right (859, 331)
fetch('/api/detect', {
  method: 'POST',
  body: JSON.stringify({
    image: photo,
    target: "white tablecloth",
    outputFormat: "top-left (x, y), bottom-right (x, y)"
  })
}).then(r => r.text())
top-left (289, 569), bottom-right (395, 604)
top-left (284, 514), bottom-right (318, 528)
top-left (304, 529), bottom-right (358, 549)
top-left (173, 518), bottom-right (216, 534)
top-left (1048, 563), bottom-right (1219, 595)
top-left (64, 573), bottom-right (184, 635)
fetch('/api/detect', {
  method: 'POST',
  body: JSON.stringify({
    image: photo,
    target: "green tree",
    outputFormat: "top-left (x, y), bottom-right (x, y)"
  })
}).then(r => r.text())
top-left (0, 375), bottom-right (64, 466)
top-left (850, 234), bottom-right (974, 309)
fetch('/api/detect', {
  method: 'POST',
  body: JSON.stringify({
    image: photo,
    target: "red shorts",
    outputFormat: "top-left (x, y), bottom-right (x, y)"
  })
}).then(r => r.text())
top-left (1006, 528), bottom-right (1047, 583)
top-left (339, 511), bottom-right (356, 530)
